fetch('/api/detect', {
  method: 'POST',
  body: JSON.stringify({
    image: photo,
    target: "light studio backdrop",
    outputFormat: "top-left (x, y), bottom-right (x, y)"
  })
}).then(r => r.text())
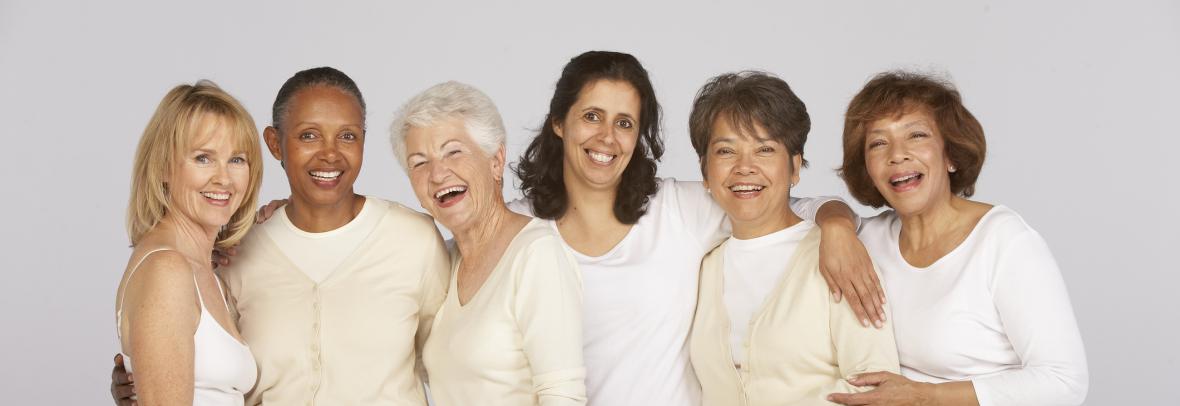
top-left (1, 0), bottom-right (1176, 404)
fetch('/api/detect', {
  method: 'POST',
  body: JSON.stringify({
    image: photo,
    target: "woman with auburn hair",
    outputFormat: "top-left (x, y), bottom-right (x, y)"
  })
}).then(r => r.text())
top-left (827, 71), bottom-right (1088, 406)
top-left (115, 80), bottom-right (262, 405)
top-left (511, 51), bottom-right (883, 405)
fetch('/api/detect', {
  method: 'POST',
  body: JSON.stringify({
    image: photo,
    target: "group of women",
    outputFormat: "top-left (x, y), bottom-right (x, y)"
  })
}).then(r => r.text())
top-left (111, 51), bottom-right (1088, 406)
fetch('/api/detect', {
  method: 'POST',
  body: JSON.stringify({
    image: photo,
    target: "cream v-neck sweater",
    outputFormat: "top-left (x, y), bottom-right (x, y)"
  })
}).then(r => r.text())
top-left (690, 227), bottom-right (900, 406)
top-left (221, 198), bottom-right (451, 405)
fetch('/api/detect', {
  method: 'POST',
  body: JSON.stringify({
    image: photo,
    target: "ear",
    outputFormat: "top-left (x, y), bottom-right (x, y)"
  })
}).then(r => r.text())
top-left (491, 145), bottom-right (506, 182)
top-left (790, 154), bottom-right (803, 187)
top-left (551, 118), bottom-right (564, 139)
top-left (699, 157), bottom-right (711, 193)
top-left (263, 126), bottom-right (284, 162)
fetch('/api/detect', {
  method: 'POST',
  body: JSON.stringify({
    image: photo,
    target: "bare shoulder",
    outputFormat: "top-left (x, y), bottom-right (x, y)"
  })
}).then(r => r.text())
top-left (122, 249), bottom-right (198, 310)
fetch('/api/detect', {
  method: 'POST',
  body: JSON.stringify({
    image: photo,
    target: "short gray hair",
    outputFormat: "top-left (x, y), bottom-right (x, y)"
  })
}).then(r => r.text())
top-left (390, 81), bottom-right (506, 171)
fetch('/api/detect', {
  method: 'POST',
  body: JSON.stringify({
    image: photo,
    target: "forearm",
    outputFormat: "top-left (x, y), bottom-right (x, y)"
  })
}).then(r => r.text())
top-left (814, 199), bottom-right (859, 230)
top-left (930, 381), bottom-right (980, 406)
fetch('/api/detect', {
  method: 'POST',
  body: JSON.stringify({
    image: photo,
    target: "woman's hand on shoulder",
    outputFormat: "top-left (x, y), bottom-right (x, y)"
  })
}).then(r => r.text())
top-left (818, 222), bottom-right (887, 328)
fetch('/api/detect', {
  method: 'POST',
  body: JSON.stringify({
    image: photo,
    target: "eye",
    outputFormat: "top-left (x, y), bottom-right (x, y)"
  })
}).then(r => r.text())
top-left (909, 131), bottom-right (929, 139)
top-left (340, 132), bottom-right (358, 141)
top-left (299, 131), bottom-right (317, 141)
top-left (757, 145), bottom-right (776, 154)
top-left (229, 156), bottom-right (248, 165)
top-left (583, 111), bottom-right (601, 122)
top-left (714, 147), bottom-right (735, 156)
top-left (195, 154), bottom-right (211, 164)
top-left (867, 139), bottom-right (886, 149)
top-left (615, 119), bottom-right (634, 129)
top-left (410, 160), bottom-right (426, 169)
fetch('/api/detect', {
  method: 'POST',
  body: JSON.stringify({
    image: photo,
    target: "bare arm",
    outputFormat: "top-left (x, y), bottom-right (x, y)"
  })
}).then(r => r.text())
top-left (122, 252), bottom-right (199, 405)
top-left (813, 200), bottom-right (886, 327)
top-left (829, 373), bottom-right (979, 406)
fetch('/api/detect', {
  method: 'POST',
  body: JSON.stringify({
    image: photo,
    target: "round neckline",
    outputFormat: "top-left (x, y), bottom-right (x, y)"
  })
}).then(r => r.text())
top-left (278, 196), bottom-right (375, 239)
top-left (890, 205), bottom-right (1003, 272)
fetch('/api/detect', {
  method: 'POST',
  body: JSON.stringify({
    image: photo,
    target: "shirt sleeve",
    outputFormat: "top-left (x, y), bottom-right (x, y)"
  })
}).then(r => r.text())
top-left (513, 237), bottom-right (587, 406)
top-left (415, 225), bottom-right (451, 384)
top-left (667, 179), bottom-right (730, 250)
top-left (828, 266), bottom-right (901, 394)
top-left (972, 229), bottom-right (1089, 406)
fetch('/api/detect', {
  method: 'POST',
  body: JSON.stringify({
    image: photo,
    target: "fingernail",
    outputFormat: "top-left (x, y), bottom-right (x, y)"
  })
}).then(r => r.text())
top-left (835, 292), bottom-right (843, 302)
top-left (874, 319), bottom-right (884, 329)
top-left (827, 395), bottom-right (834, 401)
top-left (128, 373), bottom-right (134, 382)
top-left (861, 318), bottom-right (870, 327)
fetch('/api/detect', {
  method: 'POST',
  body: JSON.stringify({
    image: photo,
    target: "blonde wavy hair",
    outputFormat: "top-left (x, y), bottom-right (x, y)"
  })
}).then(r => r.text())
top-left (127, 80), bottom-right (263, 248)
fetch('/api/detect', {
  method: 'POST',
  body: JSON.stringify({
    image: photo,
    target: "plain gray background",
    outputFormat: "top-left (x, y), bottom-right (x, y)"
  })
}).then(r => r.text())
top-left (1, 0), bottom-right (1176, 403)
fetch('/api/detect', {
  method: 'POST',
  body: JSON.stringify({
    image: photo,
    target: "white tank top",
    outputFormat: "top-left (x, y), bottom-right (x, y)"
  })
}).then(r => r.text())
top-left (117, 248), bottom-right (258, 405)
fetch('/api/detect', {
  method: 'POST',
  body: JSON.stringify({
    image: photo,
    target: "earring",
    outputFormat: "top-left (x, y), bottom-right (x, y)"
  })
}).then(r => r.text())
top-left (948, 164), bottom-right (957, 173)
top-left (789, 182), bottom-right (795, 188)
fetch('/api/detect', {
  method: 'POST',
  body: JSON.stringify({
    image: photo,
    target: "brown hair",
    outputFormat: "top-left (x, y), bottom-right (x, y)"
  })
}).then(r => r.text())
top-left (688, 71), bottom-right (810, 176)
top-left (838, 71), bottom-right (986, 208)
top-left (127, 80), bottom-right (263, 248)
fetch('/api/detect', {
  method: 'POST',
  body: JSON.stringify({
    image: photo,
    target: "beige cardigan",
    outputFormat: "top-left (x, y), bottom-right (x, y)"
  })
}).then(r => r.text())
top-left (689, 227), bottom-right (900, 406)
top-left (222, 198), bottom-right (450, 406)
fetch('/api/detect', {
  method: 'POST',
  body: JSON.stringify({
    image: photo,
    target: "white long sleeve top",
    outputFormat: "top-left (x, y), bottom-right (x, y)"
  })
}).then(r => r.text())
top-left (860, 205), bottom-right (1088, 406)
top-left (422, 218), bottom-right (586, 406)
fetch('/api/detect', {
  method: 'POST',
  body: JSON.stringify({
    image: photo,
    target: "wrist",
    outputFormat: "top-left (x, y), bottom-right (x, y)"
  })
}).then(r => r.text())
top-left (819, 216), bottom-right (858, 233)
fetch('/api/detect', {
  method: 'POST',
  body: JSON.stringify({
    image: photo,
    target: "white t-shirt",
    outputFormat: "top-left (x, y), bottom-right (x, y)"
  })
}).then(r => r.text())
top-left (860, 206), bottom-right (1088, 406)
top-left (509, 178), bottom-right (834, 406)
top-left (265, 197), bottom-right (382, 283)
top-left (721, 220), bottom-right (815, 367)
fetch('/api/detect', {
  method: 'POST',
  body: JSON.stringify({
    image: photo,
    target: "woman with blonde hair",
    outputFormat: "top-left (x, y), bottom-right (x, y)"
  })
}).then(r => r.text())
top-left (115, 80), bottom-right (263, 405)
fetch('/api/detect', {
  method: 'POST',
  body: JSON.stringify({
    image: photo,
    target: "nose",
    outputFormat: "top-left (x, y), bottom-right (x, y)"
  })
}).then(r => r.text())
top-left (427, 160), bottom-right (451, 184)
top-left (734, 152), bottom-right (757, 176)
top-left (318, 138), bottom-right (342, 162)
top-left (886, 143), bottom-right (911, 165)
top-left (212, 161), bottom-right (231, 186)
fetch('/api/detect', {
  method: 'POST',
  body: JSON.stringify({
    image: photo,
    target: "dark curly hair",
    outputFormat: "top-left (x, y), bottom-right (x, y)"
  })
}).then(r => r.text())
top-left (512, 51), bottom-right (663, 224)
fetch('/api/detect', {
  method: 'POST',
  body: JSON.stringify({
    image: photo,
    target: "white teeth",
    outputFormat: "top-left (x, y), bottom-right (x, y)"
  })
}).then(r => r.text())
top-left (729, 184), bottom-right (765, 192)
top-left (434, 186), bottom-right (468, 199)
top-left (310, 170), bottom-right (342, 180)
top-left (201, 192), bottom-right (230, 200)
top-left (892, 174), bottom-right (919, 184)
top-left (587, 150), bottom-right (615, 164)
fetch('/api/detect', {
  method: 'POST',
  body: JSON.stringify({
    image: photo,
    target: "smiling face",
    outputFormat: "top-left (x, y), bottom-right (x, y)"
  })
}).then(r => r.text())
top-left (169, 114), bottom-right (252, 234)
top-left (404, 117), bottom-right (505, 233)
top-left (553, 79), bottom-right (641, 192)
top-left (864, 109), bottom-right (955, 216)
top-left (703, 117), bottom-right (801, 237)
top-left (264, 85), bottom-right (364, 208)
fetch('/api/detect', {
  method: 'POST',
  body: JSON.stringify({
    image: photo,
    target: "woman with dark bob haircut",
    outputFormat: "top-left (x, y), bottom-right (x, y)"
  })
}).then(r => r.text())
top-left (511, 51), bottom-right (884, 405)
top-left (828, 71), bottom-right (1088, 406)
top-left (686, 71), bottom-right (901, 405)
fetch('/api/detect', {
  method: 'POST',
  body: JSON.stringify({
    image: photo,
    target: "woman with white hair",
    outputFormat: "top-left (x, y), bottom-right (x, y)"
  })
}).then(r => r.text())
top-left (390, 81), bottom-right (587, 406)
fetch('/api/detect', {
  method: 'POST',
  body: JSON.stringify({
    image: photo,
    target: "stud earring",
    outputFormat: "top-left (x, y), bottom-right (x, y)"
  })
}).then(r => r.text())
top-left (948, 164), bottom-right (957, 173)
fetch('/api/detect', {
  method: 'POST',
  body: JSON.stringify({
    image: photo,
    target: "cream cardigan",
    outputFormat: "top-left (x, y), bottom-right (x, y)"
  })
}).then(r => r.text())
top-left (222, 198), bottom-right (450, 406)
top-left (689, 227), bottom-right (900, 406)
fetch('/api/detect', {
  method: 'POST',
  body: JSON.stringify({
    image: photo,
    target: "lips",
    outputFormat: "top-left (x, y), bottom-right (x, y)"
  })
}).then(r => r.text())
top-left (585, 149), bottom-right (616, 165)
top-left (889, 171), bottom-right (923, 192)
top-left (201, 191), bottom-right (231, 207)
top-left (309, 169), bottom-right (343, 188)
top-left (432, 185), bottom-right (468, 208)
top-left (727, 183), bottom-right (765, 199)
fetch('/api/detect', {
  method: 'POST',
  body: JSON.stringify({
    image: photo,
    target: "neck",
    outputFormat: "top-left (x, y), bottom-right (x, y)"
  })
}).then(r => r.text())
top-left (286, 192), bottom-right (364, 233)
top-left (897, 194), bottom-right (968, 250)
top-left (560, 172), bottom-right (623, 228)
top-left (154, 214), bottom-right (217, 264)
top-left (731, 209), bottom-right (802, 240)
top-left (453, 201), bottom-right (522, 259)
